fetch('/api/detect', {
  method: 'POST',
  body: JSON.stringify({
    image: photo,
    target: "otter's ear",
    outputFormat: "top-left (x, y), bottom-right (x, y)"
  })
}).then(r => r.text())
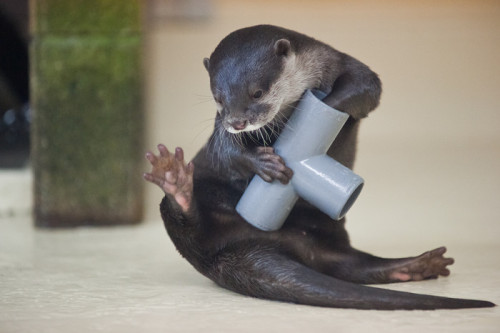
top-left (203, 57), bottom-right (210, 71)
top-left (274, 39), bottom-right (291, 57)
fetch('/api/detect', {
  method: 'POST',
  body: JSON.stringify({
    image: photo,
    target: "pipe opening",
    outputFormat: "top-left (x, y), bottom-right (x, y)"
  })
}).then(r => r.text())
top-left (339, 182), bottom-right (364, 219)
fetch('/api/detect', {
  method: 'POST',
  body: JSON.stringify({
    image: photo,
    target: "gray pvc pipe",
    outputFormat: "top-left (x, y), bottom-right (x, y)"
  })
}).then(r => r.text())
top-left (236, 90), bottom-right (364, 231)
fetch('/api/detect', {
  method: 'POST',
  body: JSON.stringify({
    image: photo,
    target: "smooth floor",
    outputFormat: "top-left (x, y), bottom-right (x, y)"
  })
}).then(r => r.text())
top-left (1, 164), bottom-right (499, 333)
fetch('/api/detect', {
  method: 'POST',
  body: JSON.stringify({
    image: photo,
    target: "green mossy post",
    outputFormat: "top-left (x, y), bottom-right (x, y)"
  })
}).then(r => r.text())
top-left (31, 0), bottom-right (144, 227)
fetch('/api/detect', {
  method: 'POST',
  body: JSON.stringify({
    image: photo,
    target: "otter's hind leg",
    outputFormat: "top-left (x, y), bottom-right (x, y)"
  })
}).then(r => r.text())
top-left (208, 242), bottom-right (493, 310)
top-left (315, 246), bottom-right (454, 285)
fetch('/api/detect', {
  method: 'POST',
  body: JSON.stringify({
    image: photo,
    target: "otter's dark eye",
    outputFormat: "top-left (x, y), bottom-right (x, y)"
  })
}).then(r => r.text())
top-left (253, 90), bottom-right (263, 99)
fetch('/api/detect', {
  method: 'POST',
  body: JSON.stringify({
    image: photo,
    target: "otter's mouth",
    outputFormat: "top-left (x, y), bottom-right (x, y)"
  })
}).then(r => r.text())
top-left (224, 121), bottom-right (266, 134)
top-left (221, 101), bottom-right (286, 134)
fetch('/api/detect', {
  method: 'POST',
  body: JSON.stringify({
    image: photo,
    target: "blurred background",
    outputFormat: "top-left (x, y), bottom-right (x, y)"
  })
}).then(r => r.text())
top-left (0, 0), bottom-right (29, 168)
top-left (142, 0), bottom-right (500, 247)
top-left (0, 0), bottom-right (498, 243)
top-left (1, 1), bottom-right (499, 331)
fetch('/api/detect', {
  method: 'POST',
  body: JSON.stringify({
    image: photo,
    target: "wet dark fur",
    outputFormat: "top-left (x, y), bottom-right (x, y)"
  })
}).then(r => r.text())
top-left (158, 25), bottom-right (494, 310)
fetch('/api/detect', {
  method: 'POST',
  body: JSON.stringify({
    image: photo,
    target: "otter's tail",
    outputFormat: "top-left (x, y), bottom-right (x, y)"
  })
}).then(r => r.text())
top-left (209, 246), bottom-right (495, 310)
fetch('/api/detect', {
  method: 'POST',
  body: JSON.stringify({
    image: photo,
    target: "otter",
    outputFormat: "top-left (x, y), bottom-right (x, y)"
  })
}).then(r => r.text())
top-left (144, 25), bottom-right (494, 310)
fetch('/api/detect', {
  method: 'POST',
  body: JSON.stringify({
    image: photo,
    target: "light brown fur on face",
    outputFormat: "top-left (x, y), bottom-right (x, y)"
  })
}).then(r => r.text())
top-left (211, 38), bottom-right (340, 134)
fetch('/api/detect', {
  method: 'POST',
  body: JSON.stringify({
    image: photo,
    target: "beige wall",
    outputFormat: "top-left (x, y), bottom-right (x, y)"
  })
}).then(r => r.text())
top-left (143, 0), bottom-right (500, 245)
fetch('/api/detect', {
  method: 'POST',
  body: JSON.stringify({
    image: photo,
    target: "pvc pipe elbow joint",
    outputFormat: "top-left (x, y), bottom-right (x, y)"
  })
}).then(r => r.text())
top-left (236, 90), bottom-right (364, 231)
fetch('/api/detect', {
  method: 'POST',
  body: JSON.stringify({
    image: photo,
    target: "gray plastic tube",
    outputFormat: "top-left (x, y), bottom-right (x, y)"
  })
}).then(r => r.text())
top-left (236, 90), bottom-right (364, 231)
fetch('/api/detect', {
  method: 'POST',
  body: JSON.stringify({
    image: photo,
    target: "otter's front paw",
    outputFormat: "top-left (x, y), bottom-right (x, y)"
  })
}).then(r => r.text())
top-left (252, 147), bottom-right (293, 184)
top-left (143, 144), bottom-right (194, 213)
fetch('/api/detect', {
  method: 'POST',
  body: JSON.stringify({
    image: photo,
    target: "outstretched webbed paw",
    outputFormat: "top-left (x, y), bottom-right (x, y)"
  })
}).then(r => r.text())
top-left (143, 144), bottom-right (194, 213)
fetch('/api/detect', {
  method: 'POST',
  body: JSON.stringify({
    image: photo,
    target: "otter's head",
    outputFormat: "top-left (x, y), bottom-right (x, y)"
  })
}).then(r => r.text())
top-left (204, 33), bottom-right (306, 134)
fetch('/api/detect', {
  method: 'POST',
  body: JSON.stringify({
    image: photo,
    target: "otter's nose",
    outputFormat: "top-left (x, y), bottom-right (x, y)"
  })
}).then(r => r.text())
top-left (230, 120), bottom-right (247, 131)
